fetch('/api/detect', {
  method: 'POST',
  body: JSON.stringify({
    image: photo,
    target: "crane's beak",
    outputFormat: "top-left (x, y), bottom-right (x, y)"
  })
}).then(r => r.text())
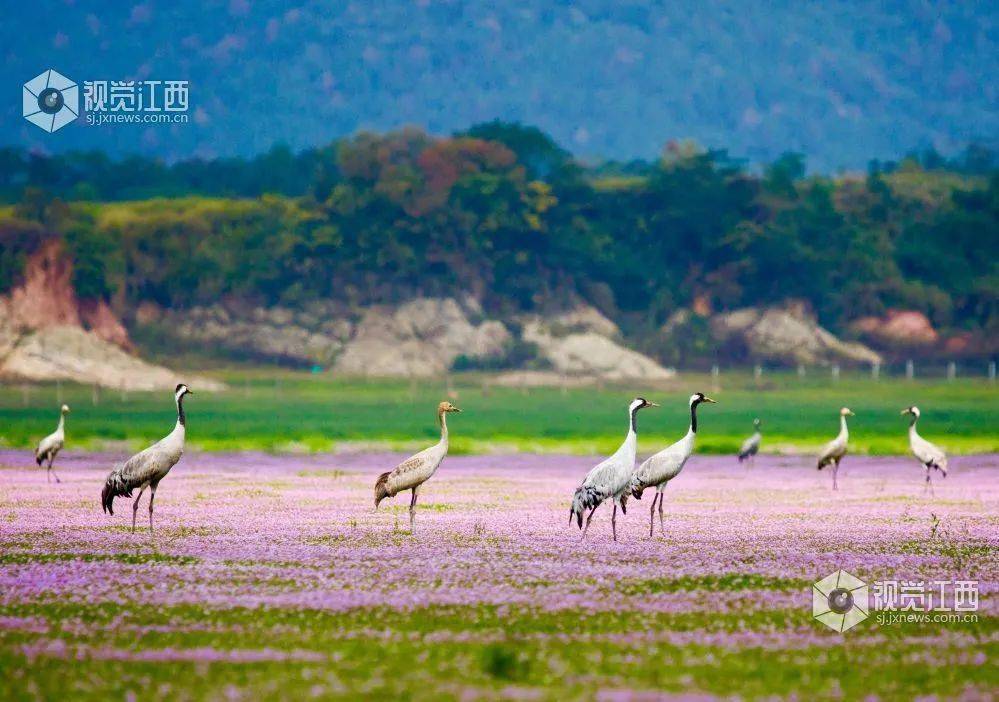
top-left (451, 407), bottom-right (461, 413)
top-left (647, 401), bottom-right (660, 408)
top-left (900, 409), bottom-right (910, 415)
top-left (702, 397), bottom-right (717, 404)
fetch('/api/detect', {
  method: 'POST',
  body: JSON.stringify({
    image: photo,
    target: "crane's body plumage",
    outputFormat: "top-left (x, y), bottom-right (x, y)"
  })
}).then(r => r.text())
top-left (570, 398), bottom-right (657, 541)
top-left (34, 405), bottom-right (69, 482)
top-left (903, 406), bottom-right (947, 492)
top-left (817, 408), bottom-right (853, 490)
top-left (101, 385), bottom-right (191, 531)
top-left (377, 437), bottom-right (448, 498)
top-left (630, 393), bottom-right (716, 537)
top-left (632, 431), bottom-right (694, 495)
top-left (375, 401), bottom-right (460, 528)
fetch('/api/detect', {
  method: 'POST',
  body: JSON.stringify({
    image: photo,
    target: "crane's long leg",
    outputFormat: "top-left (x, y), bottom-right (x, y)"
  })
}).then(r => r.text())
top-left (924, 466), bottom-right (934, 496)
top-left (148, 483), bottom-right (158, 534)
top-left (611, 503), bottom-right (618, 542)
top-left (648, 494), bottom-right (657, 538)
top-left (131, 486), bottom-right (146, 533)
top-left (581, 503), bottom-right (600, 541)
top-left (658, 491), bottom-right (666, 536)
top-left (48, 456), bottom-right (61, 484)
top-left (832, 461), bottom-right (839, 491)
top-left (409, 487), bottom-right (418, 530)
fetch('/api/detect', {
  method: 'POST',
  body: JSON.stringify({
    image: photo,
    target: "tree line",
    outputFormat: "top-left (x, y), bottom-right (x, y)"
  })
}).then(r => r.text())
top-left (1, 123), bottom-right (995, 362)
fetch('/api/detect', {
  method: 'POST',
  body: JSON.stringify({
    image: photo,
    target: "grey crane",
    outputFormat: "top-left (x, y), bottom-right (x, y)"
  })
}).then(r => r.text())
top-left (375, 401), bottom-right (461, 529)
top-left (630, 393), bottom-right (716, 537)
top-left (101, 384), bottom-right (192, 533)
top-left (902, 406), bottom-right (948, 494)
top-left (571, 397), bottom-right (658, 541)
top-left (817, 407), bottom-right (854, 490)
top-left (737, 418), bottom-right (762, 466)
top-left (34, 404), bottom-right (70, 483)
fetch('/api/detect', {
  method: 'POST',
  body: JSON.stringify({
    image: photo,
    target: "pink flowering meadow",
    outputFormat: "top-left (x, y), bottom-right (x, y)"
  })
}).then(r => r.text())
top-left (0, 449), bottom-right (995, 699)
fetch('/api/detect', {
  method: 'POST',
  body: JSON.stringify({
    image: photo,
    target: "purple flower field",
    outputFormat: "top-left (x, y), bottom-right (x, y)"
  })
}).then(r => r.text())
top-left (0, 449), bottom-right (996, 699)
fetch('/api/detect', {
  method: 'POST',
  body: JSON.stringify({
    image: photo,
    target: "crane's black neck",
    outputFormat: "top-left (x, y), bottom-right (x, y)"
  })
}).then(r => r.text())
top-left (689, 400), bottom-right (701, 433)
top-left (629, 405), bottom-right (640, 434)
top-left (908, 414), bottom-right (918, 428)
top-left (176, 394), bottom-right (186, 427)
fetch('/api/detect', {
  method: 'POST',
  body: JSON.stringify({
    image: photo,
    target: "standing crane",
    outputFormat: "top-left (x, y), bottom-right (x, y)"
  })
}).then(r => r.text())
top-left (817, 407), bottom-right (854, 490)
top-left (101, 384), bottom-right (192, 533)
top-left (375, 401), bottom-right (461, 529)
top-left (631, 393), bottom-right (717, 537)
top-left (737, 418), bottom-right (762, 466)
top-left (901, 406), bottom-right (948, 494)
top-left (34, 404), bottom-right (70, 483)
top-left (570, 398), bottom-right (658, 541)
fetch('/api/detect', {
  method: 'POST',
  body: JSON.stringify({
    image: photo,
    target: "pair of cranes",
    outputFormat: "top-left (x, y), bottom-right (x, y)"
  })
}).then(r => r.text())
top-left (813, 405), bottom-right (948, 492)
top-left (31, 385), bottom-right (949, 536)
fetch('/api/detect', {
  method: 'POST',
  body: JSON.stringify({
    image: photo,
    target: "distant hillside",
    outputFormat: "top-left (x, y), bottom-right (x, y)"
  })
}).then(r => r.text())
top-left (2, 126), bottom-right (995, 369)
top-left (3, 1), bottom-right (997, 169)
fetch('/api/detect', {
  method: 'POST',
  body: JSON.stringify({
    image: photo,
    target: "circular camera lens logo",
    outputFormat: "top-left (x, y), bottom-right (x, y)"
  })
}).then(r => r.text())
top-left (23, 69), bottom-right (79, 133)
top-left (813, 569), bottom-right (869, 632)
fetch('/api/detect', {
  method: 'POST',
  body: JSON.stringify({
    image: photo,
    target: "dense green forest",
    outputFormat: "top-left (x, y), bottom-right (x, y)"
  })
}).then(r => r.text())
top-left (1, 124), bottom-right (996, 360)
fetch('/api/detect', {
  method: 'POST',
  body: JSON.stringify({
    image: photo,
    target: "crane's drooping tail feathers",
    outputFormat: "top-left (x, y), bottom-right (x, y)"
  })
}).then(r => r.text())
top-left (738, 448), bottom-right (752, 462)
top-left (101, 465), bottom-right (133, 515)
top-left (374, 471), bottom-right (392, 508)
top-left (35, 450), bottom-right (43, 466)
top-left (569, 485), bottom-right (602, 528)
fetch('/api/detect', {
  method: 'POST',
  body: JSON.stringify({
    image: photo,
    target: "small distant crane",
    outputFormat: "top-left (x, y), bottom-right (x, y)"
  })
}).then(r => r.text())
top-left (817, 407), bottom-right (853, 490)
top-left (901, 406), bottom-right (948, 494)
top-left (737, 418), bottom-right (762, 467)
top-left (35, 404), bottom-right (70, 483)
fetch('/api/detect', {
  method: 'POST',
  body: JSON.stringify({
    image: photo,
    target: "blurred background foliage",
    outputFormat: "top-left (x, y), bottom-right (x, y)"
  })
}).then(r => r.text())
top-left (0, 123), bottom-right (995, 351)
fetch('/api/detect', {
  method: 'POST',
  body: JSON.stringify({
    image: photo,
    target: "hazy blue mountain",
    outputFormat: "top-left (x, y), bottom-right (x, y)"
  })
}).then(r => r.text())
top-left (2, 1), bottom-right (996, 170)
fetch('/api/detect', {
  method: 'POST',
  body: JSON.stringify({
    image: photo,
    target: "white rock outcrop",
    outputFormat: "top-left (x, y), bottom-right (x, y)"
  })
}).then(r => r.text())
top-left (0, 325), bottom-right (224, 391)
top-left (710, 304), bottom-right (882, 365)
top-left (521, 305), bottom-right (675, 380)
top-left (333, 297), bottom-right (511, 377)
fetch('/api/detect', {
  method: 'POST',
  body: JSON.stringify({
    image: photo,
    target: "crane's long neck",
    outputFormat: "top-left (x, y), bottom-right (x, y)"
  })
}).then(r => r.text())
top-left (838, 414), bottom-right (849, 440)
top-left (908, 414), bottom-right (919, 438)
top-left (619, 406), bottom-right (639, 458)
top-left (56, 413), bottom-right (66, 433)
top-left (176, 394), bottom-right (186, 429)
top-left (438, 410), bottom-right (449, 446)
top-left (689, 401), bottom-right (701, 435)
top-left (629, 405), bottom-right (641, 435)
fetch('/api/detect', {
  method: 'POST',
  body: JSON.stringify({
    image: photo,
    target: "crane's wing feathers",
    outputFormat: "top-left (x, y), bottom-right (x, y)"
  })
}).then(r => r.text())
top-left (912, 434), bottom-right (947, 468)
top-left (380, 443), bottom-right (445, 498)
top-left (817, 437), bottom-right (846, 468)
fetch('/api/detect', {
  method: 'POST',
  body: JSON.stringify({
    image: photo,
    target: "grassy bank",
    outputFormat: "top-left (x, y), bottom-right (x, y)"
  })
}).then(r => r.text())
top-left (1, 370), bottom-right (996, 455)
